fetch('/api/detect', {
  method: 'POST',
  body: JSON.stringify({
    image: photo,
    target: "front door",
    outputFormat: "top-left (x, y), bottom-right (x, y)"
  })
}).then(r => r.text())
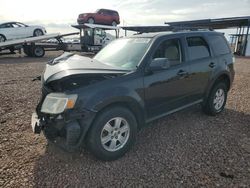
top-left (144, 37), bottom-right (193, 120)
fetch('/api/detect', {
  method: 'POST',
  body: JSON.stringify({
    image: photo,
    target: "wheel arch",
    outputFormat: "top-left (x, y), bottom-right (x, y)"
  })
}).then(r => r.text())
top-left (87, 17), bottom-right (95, 23)
top-left (33, 28), bottom-right (43, 36)
top-left (111, 20), bottom-right (117, 26)
top-left (204, 72), bottom-right (231, 101)
top-left (0, 34), bottom-right (6, 41)
top-left (214, 74), bottom-right (231, 91)
top-left (93, 98), bottom-right (146, 129)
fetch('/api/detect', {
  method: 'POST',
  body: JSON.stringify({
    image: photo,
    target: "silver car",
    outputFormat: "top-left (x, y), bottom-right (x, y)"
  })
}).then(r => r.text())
top-left (0, 21), bottom-right (46, 42)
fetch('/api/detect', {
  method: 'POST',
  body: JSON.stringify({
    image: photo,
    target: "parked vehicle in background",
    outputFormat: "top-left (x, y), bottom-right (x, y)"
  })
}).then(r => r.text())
top-left (79, 27), bottom-right (116, 52)
top-left (32, 31), bottom-right (235, 161)
top-left (0, 22), bottom-right (46, 42)
top-left (77, 9), bottom-right (120, 26)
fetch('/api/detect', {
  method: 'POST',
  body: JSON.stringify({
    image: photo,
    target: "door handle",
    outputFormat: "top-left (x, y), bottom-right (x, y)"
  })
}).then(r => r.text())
top-left (177, 70), bottom-right (189, 77)
top-left (209, 62), bottom-right (216, 68)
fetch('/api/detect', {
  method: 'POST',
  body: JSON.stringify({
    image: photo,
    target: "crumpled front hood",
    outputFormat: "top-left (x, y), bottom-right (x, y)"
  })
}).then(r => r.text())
top-left (43, 52), bottom-right (128, 84)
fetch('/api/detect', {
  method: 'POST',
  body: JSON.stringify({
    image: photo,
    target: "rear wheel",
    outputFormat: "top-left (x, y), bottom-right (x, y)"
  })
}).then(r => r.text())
top-left (32, 46), bottom-right (45, 57)
top-left (33, 29), bottom-right (44, 37)
top-left (23, 46), bottom-right (33, 57)
top-left (202, 82), bottom-right (228, 116)
top-left (111, 21), bottom-right (117, 26)
top-left (0, 34), bottom-right (6, 42)
top-left (9, 47), bottom-right (15, 53)
top-left (86, 106), bottom-right (137, 161)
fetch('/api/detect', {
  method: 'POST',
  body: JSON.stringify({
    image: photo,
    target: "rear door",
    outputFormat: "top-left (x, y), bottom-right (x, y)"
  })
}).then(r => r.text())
top-left (207, 34), bottom-right (233, 70)
top-left (144, 36), bottom-right (193, 119)
top-left (0, 23), bottom-right (14, 39)
top-left (183, 34), bottom-right (215, 101)
top-left (98, 10), bottom-right (110, 24)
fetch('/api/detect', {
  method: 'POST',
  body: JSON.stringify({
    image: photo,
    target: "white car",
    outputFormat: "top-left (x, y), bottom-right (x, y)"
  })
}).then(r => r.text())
top-left (0, 22), bottom-right (46, 42)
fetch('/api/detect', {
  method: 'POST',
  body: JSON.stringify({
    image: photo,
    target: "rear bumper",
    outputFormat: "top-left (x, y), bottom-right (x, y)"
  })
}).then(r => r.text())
top-left (31, 109), bottom-right (96, 152)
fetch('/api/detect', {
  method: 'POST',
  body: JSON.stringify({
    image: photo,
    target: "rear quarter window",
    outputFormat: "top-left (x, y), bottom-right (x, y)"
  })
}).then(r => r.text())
top-left (187, 36), bottom-right (210, 61)
top-left (208, 35), bottom-right (231, 56)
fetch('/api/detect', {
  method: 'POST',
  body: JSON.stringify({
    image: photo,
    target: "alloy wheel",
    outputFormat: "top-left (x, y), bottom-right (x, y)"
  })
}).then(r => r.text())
top-left (100, 117), bottom-right (130, 152)
top-left (34, 30), bottom-right (43, 36)
top-left (213, 88), bottom-right (225, 111)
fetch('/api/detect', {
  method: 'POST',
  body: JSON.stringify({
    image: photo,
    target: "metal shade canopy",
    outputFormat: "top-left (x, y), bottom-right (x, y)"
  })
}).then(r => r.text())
top-left (165, 16), bottom-right (250, 29)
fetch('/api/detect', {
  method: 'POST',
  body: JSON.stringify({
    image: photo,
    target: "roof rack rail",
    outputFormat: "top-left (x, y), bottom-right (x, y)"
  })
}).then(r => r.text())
top-left (122, 25), bottom-right (214, 34)
top-left (171, 26), bottom-right (214, 32)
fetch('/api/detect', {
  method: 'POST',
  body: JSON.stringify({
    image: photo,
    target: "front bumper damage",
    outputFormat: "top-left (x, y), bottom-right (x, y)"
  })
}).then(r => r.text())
top-left (31, 109), bottom-right (96, 152)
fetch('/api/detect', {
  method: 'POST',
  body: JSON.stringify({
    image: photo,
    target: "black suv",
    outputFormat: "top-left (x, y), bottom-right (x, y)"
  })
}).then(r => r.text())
top-left (32, 31), bottom-right (235, 161)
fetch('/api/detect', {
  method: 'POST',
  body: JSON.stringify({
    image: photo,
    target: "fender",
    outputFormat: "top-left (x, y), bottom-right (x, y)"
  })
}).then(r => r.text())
top-left (203, 70), bottom-right (231, 101)
top-left (83, 86), bottom-right (146, 127)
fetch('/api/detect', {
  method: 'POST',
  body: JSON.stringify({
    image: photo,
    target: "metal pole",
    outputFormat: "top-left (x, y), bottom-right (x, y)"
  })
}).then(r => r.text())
top-left (233, 27), bottom-right (239, 52)
top-left (230, 36), bottom-right (233, 47)
top-left (235, 26), bottom-right (241, 53)
top-left (243, 19), bottom-right (250, 56)
top-left (240, 26), bottom-right (245, 55)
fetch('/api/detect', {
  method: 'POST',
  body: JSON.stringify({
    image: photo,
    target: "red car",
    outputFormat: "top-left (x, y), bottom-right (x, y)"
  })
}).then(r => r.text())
top-left (77, 9), bottom-right (120, 26)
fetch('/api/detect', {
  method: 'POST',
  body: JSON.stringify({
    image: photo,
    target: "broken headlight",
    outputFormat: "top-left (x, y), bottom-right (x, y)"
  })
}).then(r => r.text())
top-left (41, 93), bottom-right (78, 114)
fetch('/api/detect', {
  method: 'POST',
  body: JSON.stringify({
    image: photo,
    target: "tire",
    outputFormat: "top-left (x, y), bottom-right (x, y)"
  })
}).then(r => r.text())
top-left (32, 46), bottom-right (45, 57)
top-left (202, 82), bottom-right (228, 116)
top-left (33, 29), bottom-right (44, 37)
top-left (87, 18), bottom-right (95, 24)
top-left (9, 47), bottom-right (15, 53)
top-left (86, 106), bottom-right (137, 161)
top-left (111, 21), bottom-right (117, 26)
top-left (23, 46), bottom-right (33, 57)
top-left (0, 34), bottom-right (6, 42)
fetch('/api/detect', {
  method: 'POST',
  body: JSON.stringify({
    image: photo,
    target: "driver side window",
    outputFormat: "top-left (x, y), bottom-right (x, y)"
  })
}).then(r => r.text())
top-left (153, 38), bottom-right (182, 66)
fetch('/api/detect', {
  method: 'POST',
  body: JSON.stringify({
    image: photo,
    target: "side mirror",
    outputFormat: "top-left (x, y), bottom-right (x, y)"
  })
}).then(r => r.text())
top-left (149, 58), bottom-right (170, 71)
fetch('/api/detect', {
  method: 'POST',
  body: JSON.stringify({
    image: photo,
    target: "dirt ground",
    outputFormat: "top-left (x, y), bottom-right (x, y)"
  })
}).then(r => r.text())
top-left (0, 51), bottom-right (250, 187)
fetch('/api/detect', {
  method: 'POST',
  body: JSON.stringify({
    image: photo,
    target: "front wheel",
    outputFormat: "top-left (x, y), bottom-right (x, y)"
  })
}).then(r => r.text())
top-left (202, 82), bottom-right (228, 116)
top-left (111, 21), bottom-right (117, 26)
top-left (87, 18), bottom-right (95, 24)
top-left (0, 34), bottom-right (6, 42)
top-left (86, 106), bottom-right (137, 161)
top-left (32, 46), bottom-right (45, 57)
top-left (33, 29), bottom-right (44, 37)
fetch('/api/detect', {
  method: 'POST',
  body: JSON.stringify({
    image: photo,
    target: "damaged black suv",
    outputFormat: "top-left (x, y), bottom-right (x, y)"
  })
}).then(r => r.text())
top-left (32, 31), bottom-right (235, 161)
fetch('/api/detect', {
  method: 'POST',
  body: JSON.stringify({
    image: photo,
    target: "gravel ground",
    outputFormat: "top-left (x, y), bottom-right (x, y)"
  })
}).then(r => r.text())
top-left (0, 52), bottom-right (250, 187)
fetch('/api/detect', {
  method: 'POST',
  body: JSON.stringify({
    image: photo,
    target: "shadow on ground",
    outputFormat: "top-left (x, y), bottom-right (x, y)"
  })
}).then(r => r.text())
top-left (32, 106), bottom-right (250, 187)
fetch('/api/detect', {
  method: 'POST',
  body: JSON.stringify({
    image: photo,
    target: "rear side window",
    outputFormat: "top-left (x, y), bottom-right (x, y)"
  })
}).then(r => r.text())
top-left (209, 35), bottom-right (231, 55)
top-left (0, 24), bottom-right (13, 28)
top-left (112, 11), bottom-right (119, 16)
top-left (187, 37), bottom-right (210, 61)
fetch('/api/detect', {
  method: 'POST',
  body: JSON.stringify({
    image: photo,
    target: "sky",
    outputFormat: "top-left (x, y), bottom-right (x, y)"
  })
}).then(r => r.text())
top-left (1, 0), bottom-right (250, 37)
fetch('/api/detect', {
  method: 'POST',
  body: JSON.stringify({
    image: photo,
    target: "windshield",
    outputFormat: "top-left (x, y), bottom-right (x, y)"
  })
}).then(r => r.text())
top-left (94, 38), bottom-right (151, 70)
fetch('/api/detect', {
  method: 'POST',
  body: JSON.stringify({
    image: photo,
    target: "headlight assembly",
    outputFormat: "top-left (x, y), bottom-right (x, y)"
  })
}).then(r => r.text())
top-left (41, 93), bottom-right (78, 114)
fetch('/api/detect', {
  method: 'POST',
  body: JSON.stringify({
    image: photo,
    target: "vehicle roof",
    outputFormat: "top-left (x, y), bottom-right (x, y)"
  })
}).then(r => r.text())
top-left (129, 30), bottom-right (220, 39)
top-left (98, 8), bottom-right (118, 12)
top-left (0, 21), bottom-right (24, 25)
